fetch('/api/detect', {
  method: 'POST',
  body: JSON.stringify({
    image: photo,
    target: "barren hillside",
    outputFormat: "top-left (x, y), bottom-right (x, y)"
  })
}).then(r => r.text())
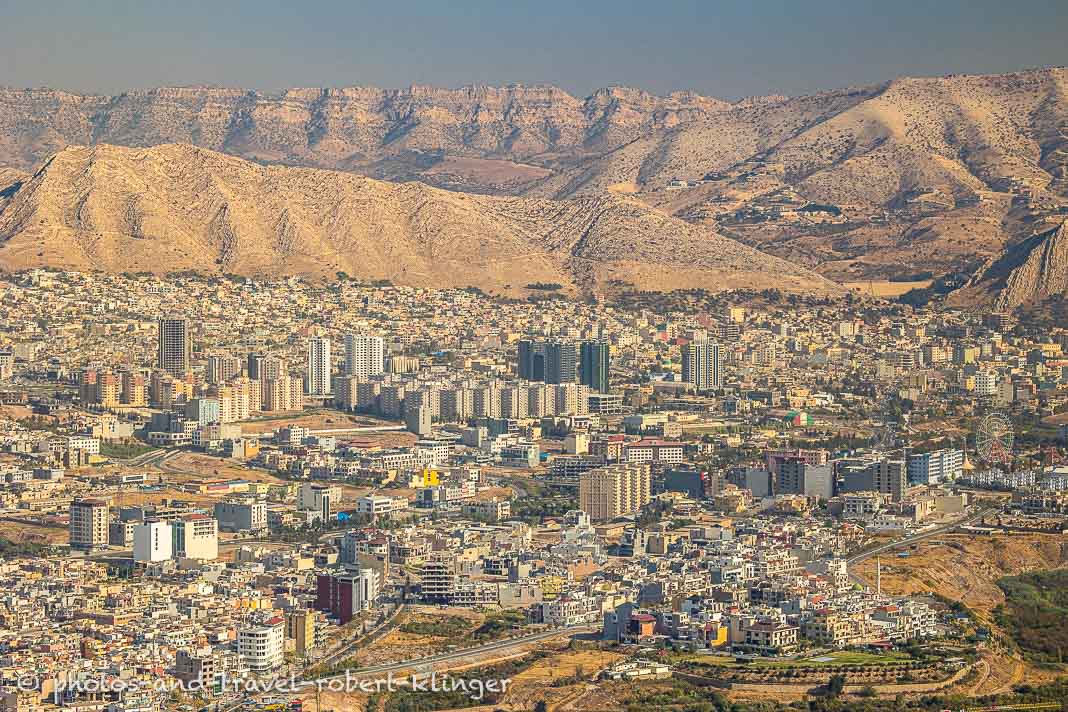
top-left (3, 69), bottom-right (1067, 299)
top-left (950, 220), bottom-right (1068, 308)
top-left (528, 68), bottom-right (1068, 288)
top-left (0, 143), bottom-right (835, 293)
top-left (532, 68), bottom-right (1068, 203)
top-left (0, 85), bottom-right (728, 192)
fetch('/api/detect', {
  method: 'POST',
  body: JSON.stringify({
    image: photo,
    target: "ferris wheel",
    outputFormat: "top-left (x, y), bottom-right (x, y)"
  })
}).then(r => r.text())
top-left (975, 412), bottom-right (1015, 464)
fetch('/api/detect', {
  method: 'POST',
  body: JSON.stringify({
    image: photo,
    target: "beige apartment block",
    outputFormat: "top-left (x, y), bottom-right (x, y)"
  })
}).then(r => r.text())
top-left (579, 463), bottom-right (651, 521)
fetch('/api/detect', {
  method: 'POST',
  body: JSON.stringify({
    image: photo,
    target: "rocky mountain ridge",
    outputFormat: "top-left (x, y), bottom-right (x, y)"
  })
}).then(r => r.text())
top-left (0, 143), bottom-right (835, 295)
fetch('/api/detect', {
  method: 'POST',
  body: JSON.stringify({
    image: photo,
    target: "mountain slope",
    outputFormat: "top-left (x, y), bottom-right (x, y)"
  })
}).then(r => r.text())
top-left (522, 68), bottom-right (1068, 284)
top-left (530, 68), bottom-right (1068, 203)
top-left (950, 221), bottom-right (1068, 308)
top-left (0, 143), bottom-right (834, 293)
top-left (3, 70), bottom-right (1065, 288)
top-left (0, 85), bottom-right (729, 192)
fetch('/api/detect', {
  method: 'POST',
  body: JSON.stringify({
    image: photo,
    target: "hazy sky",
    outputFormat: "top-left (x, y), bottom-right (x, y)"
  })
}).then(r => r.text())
top-left (2, 0), bottom-right (1066, 99)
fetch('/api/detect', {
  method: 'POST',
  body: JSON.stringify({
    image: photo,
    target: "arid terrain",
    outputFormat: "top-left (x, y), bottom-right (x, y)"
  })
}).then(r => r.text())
top-left (0, 143), bottom-right (836, 294)
top-left (853, 532), bottom-right (1068, 695)
top-left (854, 532), bottom-right (1068, 619)
top-left (2, 68), bottom-right (1068, 302)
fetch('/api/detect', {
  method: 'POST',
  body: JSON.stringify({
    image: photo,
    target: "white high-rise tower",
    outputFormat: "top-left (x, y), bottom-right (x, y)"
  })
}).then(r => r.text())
top-left (681, 339), bottom-right (722, 391)
top-left (344, 334), bottom-right (385, 379)
top-left (306, 336), bottom-right (332, 396)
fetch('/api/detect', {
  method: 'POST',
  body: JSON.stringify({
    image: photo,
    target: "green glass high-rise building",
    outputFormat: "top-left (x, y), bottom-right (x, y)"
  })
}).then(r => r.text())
top-left (580, 340), bottom-right (610, 393)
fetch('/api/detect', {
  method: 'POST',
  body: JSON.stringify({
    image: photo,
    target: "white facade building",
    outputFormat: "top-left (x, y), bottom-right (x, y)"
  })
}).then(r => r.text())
top-left (172, 516), bottom-right (219, 560)
top-left (133, 520), bottom-right (173, 563)
top-left (238, 618), bottom-right (285, 672)
top-left (305, 336), bottom-right (332, 396)
top-left (682, 340), bottom-right (722, 391)
top-left (344, 334), bottom-right (385, 378)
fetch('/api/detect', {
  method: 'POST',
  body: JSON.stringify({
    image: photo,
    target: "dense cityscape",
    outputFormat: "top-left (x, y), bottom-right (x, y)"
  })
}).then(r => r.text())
top-left (0, 269), bottom-right (1065, 711)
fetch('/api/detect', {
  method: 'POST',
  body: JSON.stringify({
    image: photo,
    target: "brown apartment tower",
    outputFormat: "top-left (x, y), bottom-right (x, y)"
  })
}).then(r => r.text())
top-left (158, 317), bottom-right (192, 376)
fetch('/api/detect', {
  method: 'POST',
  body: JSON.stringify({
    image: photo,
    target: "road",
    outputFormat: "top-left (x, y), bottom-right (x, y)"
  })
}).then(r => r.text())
top-left (314, 623), bottom-right (594, 681)
top-left (125, 448), bottom-right (169, 467)
top-left (845, 504), bottom-right (997, 586)
top-left (209, 624), bottom-right (592, 712)
top-left (313, 603), bottom-right (407, 668)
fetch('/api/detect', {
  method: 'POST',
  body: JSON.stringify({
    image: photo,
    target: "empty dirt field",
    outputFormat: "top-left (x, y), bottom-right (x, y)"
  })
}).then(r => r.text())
top-left (843, 279), bottom-right (933, 297)
top-left (854, 531), bottom-right (1068, 619)
top-left (0, 518), bottom-right (69, 545)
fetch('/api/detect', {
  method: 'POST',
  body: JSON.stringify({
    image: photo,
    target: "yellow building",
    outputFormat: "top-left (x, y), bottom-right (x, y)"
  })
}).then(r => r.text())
top-left (538, 575), bottom-right (566, 600)
top-left (579, 463), bottom-right (651, 521)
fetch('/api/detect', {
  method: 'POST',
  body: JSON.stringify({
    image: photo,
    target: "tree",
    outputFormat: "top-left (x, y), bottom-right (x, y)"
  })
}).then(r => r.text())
top-left (826, 673), bottom-right (847, 697)
top-left (534, 701), bottom-right (548, 712)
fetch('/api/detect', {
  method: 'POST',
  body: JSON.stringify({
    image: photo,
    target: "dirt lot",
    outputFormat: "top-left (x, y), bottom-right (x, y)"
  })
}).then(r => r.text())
top-left (843, 279), bottom-right (933, 297)
top-left (153, 451), bottom-right (287, 483)
top-left (349, 606), bottom-right (487, 665)
top-left (0, 404), bottom-right (35, 420)
top-left (239, 411), bottom-right (414, 441)
top-left (854, 532), bottom-right (1068, 619)
top-left (0, 518), bottom-right (69, 544)
top-left (511, 648), bottom-right (623, 684)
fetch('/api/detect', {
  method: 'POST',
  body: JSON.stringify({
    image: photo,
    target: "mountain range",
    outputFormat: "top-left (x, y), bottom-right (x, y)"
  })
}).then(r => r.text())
top-left (1, 68), bottom-right (1067, 303)
top-left (0, 143), bottom-right (834, 294)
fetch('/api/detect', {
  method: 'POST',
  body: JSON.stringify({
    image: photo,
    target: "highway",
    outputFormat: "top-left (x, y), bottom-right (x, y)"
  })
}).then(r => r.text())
top-left (313, 603), bottom-right (407, 669)
top-left (314, 623), bottom-right (594, 681)
top-left (207, 624), bottom-right (592, 712)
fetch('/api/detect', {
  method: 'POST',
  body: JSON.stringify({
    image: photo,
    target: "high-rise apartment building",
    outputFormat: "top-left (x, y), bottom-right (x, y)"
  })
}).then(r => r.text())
top-left (518, 339), bottom-right (577, 384)
top-left (544, 341), bottom-right (577, 384)
top-left (907, 449), bottom-right (964, 485)
top-left (682, 339), bottom-right (722, 391)
top-left (207, 353), bottom-right (243, 384)
top-left (775, 459), bottom-right (834, 500)
top-left (305, 336), bottom-right (332, 396)
top-left (120, 370), bottom-right (148, 407)
top-left (262, 374), bottom-right (303, 411)
top-left (133, 520), bottom-right (173, 563)
top-left (554, 383), bottom-right (590, 415)
top-left (975, 371), bottom-right (998, 396)
top-left (70, 498), bottom-right (109, 551)
top-left (440, 387), bottom-right (474, 422)
top-left (344, 334), bottom-right (385, 378)
top-left (333, 375), bottom-right (359, 411)
top-left (868, 458), bottom-right (908, 502)
top-left (158, 318), bottom-right (191, 376)
top-left (579, 463), bottom-right (651, 521)
top-left (247, 352), bottom-right (265, 380)
top-left (518, 340), bottom-right (544, 381)
top-left (315, 568), bottom-right (381, 623)
top-left (579, 340), bottom-right (610, 393)
top-left (79, 369), bottom-right (120, 408)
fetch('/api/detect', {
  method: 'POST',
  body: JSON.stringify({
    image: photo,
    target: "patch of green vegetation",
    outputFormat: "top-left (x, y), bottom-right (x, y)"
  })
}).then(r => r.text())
top-left (399, 615), bottom-right (471, 638)
top-left (511, 490), bottom-right (577, 523)
top-left (671, 648), bottom-right (912, 670)
top-left (469, 609), bottom-right (526, 641)
top-left (99, 440), bottom-right (156, 459)
top-left (0, 537), bottom-right (53, 559)
top-left (995, 568), bottom-right (1068, 662)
